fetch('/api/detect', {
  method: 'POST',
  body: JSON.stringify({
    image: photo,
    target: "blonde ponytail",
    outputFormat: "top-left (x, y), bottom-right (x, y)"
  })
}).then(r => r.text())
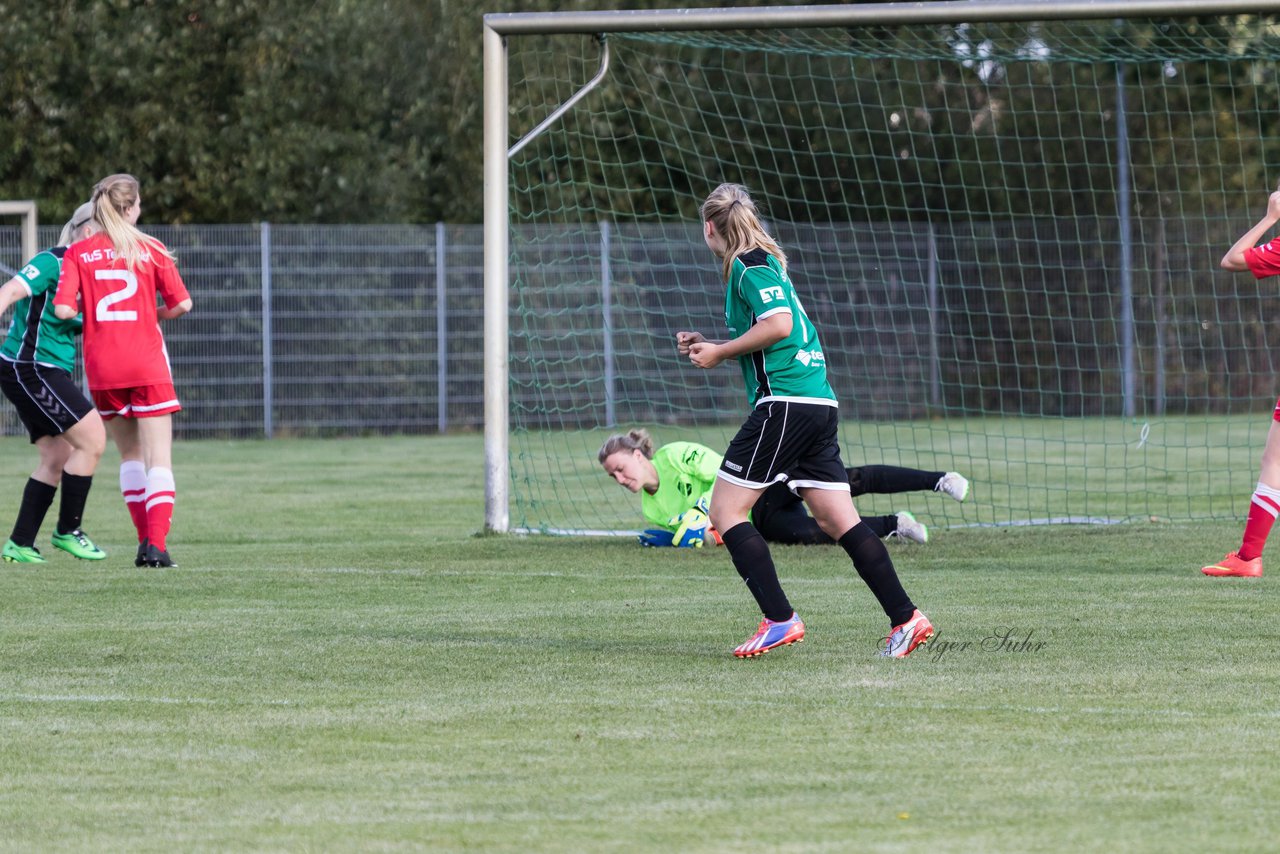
top-left (699, 183), bottom-right (787, 282)
top-left (90, 174), bottom-right (175, 270)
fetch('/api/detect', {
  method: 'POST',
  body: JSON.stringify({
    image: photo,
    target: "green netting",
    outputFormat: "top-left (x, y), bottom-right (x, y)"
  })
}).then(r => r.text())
top-left (502, 13), bottom-right (1280, 534)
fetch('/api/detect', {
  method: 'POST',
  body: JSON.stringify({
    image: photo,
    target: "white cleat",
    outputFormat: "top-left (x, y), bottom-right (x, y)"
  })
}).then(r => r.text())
top-left (893, 511), bottom-right (929, 544)
top-left (935, 472), bottom-right (969, 502)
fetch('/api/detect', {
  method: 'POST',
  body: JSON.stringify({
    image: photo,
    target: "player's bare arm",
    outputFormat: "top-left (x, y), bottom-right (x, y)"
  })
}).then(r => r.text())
top-left (1221, 188), bottom-right (1280, 272)
top-left (158, 298), bottom-right (193, 321)
top-left (688, 312), bottom-right (792, 370)
top-left (0, 277), bottom-right (31, 316)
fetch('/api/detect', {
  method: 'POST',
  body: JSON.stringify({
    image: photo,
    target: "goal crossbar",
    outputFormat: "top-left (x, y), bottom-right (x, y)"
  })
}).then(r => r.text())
top-left (484, 0), bottom-right (1280, 35)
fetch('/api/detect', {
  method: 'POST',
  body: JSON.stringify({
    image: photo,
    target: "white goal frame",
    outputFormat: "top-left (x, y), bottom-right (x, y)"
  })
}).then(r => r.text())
top-left (0, 200), bottom-right (39, 275)
top-left (482, 0), bottom-right (1280, 533)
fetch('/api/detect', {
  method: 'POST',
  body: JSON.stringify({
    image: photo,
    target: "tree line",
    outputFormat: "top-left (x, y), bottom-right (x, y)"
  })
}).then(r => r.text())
top-left (2, 2), bottom-right (1277, 225)
top-left (0, 0), bottom-right (805, 224)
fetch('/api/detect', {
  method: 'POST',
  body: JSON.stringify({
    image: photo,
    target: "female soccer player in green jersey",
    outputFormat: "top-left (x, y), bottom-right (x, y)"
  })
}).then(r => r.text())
top-left (598, 427), bottom-right (969, 547)
top-left (676, 183), bottom-right (936, 659)
top-left (0, 202), bottom-right (108, 563)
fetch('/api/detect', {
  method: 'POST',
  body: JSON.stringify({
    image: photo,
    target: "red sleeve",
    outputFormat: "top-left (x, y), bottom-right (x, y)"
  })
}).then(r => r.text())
top-left (1244, 237), bottom-right (1280, 279)
top-left (155, 255), bottom-right (190, 307)
top-left (54, 252), bottom-right (82, 310)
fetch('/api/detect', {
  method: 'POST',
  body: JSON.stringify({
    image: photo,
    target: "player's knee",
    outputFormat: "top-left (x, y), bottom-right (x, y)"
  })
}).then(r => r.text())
top-left (708, 508), bottom-right (730, 532)
top-left (814, 518), bottom-right (841, 539)
top-left (38, 443), bottom-right (72, 471)
top-left (710, 508), bottom-right (746, 534)
top-left (811, 508), bottom-right (857, 540)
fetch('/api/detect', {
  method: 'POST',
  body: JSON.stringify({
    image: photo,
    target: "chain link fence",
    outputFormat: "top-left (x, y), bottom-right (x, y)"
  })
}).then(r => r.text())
top-left (1, 223), bottom-right (485, 438)
top-left (1, 215), bottom-right (1267, 439)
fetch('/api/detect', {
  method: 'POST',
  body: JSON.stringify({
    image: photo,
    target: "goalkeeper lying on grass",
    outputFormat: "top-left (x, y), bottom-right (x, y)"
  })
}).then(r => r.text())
top-left (597, 428), bottom-right (968, 548)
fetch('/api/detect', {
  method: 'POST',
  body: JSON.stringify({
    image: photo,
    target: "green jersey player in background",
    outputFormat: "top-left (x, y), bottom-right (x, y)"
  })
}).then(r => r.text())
top-left (0, 202), bottom-right (107, 563)
top-left (676, 183), bottom-right (936, 659)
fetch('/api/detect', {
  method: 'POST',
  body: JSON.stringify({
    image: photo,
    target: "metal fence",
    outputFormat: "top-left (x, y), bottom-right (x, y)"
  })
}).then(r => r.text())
top-left (0, 223), bottom-right (486, 438)
top-left (0, 216), bottom-right (1268, 438)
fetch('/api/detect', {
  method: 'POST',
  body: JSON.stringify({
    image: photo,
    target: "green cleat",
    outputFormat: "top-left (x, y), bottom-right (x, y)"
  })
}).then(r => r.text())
top-left (3, 539), bottom-right (46, 563)
top-left (51, 529), bottom-right (107, 561)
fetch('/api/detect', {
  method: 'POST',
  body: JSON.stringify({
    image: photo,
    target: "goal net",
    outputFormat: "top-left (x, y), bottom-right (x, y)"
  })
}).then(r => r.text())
top-left (487, 2), bottom-right (1280, 535)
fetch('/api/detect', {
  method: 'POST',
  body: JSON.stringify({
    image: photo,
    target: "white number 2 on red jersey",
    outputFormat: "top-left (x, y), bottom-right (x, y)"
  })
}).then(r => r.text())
top-left (94, 269), bottom-right (139, 321)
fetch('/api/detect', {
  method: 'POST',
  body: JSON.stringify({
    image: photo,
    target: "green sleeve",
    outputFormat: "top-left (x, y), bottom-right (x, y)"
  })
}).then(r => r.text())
top-left (16, 251), bottom-right (61, 297)
top-left (739, 264), bottom-right (792, 320)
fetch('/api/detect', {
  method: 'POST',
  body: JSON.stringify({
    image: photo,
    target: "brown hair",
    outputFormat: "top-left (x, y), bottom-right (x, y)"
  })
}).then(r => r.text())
top-left (700, 183), bottom-right (787, 282)
top-left (597, 428), bottom-right (655, 464)
top-left (90, 174), bottom-right (175, 270)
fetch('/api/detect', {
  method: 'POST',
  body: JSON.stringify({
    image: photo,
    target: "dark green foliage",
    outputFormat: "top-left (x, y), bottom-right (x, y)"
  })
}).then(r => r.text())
top-left (0, 0), bottom-right (497, 222)
top-left (0, 0), bottom-right (824, 223)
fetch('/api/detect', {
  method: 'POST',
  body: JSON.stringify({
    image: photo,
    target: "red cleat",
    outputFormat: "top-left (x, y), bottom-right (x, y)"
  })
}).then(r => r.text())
top-left (1201, 552), bottom-right (1262, 578)
top-left (880, 609), bottom-right (935, 658)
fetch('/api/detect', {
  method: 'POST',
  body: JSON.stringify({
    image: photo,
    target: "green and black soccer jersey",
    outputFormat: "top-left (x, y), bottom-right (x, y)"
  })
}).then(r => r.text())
top-left (2, 247), bottom-right (82, 372)
top-left (724, 248), bottom-right (835, 407)
top-left (642, 441), bottom-right (722, 531)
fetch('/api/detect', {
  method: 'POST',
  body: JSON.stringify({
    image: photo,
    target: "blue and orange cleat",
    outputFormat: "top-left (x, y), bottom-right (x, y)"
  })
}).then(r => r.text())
top-left (1201, 552), bottom-right (1262, 578)
top-left (734, 611), bottom-right (805, 658)
top-left (880, 609), bottom-right (935, 658)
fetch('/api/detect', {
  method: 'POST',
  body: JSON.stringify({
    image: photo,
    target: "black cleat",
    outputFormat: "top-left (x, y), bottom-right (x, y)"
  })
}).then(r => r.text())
top-left (144, 543), bottom-right (177, 568)
top-left (135, 540), bottom-right (149, 567)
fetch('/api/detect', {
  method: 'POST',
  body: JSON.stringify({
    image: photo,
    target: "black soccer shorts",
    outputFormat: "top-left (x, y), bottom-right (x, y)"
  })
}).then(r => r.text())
top-left (0, 360), bottom-right (96, 442)
top-left (717, 399), bottom-right (851, 492)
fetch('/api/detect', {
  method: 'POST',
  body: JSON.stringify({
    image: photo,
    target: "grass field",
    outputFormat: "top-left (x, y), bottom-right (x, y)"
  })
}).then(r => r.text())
top-left (1, 434), bottom-right (1278, 852)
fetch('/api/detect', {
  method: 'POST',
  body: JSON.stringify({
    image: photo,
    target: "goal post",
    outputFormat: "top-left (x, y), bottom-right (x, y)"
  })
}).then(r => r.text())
top-left (0, 200), bottom-right (39, 276)
top-left (484, 22), bottom-right (510, 534)
top-left (484, 0), bottom-right (1280, 535)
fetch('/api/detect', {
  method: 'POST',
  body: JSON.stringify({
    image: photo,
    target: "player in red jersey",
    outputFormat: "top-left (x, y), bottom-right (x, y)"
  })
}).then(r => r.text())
top-left (54, 174), bottom-right (192, 568)
top-left (1201, 185), bottom-right (1280, 578)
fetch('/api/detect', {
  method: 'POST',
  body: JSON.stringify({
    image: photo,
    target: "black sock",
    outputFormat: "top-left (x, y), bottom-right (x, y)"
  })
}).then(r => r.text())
top-left (849, 465), bottom-right (946, 496)
top-left (56, 473), bottom-right (93, 535)
top-left (839, 521), bottom-right (915, 625)
top-left (862, 514), bottom-right (893, 538)
top-left (721, 521), bottom-right (793, 622)
top-left (10, 478), bottom-right (57, 547)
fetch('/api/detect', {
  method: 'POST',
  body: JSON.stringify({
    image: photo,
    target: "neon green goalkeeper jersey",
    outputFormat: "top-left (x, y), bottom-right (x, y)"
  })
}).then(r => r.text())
top-left (642, 442), bottom-right (722, 530)
top-left (724, 248), bottom-right (835, 407)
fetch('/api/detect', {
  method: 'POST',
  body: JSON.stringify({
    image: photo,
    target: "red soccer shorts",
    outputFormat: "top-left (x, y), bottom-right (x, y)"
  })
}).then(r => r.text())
top-left (93, 383), bottom-right (182, 420)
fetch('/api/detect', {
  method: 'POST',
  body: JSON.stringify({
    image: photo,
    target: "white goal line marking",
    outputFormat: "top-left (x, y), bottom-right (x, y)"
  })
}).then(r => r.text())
top-left (3, 693), bottom-right (296, 706)
top-left (515, 518), bottom-right (1130, 537)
